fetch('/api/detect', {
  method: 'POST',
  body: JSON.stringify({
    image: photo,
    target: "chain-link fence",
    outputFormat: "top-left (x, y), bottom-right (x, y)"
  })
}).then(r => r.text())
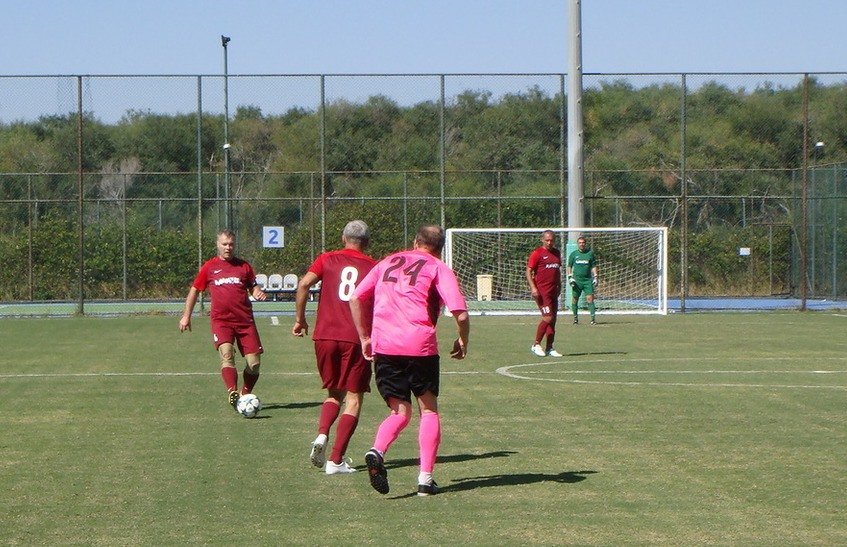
top-left (1, 73), bottom-right (845, 314)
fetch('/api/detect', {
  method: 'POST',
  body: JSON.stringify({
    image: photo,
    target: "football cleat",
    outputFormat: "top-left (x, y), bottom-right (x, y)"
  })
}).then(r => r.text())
top-left (530, 344), bottom-right (546, 357)
top-left (547, 349), bottom-right (563, 357)
top-left (573, 317), bottom-right (579, 324)
top-left (325, 458), bottom-right (357, 475)
top-left (591, 320), bottom-right (597, 325)
top-left (417, 480), bottom-right (438, 496)
top-left (365, 449), bottom-right (389, 494)
top-left (310, 438), bottom-right (326, 468)
top-left (227, 389), bottom-right (240, 409)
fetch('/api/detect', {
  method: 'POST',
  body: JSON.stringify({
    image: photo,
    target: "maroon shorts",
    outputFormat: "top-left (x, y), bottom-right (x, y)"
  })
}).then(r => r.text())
top-left (535, 292), bottom-right (559, 317)
top-left (211, 321), bottom-right (263, 356)
top-left (314, 339), bottom-right (372, 393)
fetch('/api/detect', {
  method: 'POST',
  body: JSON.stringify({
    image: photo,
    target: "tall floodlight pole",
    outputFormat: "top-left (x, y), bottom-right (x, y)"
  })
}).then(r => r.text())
top-left (567, 0), bottom-right (584, 233)
top-left (221, 35), bottom-right (232, 229)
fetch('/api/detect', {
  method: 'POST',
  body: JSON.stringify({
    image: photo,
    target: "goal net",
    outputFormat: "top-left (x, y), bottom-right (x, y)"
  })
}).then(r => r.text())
top-left (445, 227), bottom-right (668, 315)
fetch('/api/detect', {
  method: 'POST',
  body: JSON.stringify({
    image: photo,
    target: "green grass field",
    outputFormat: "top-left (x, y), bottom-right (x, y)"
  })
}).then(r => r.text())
top-left (2, 312), bottom-right (845, 545)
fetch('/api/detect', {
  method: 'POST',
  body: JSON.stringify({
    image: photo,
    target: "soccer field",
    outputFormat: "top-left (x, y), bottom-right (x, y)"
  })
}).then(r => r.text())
top-left (2, 313), bottom-right (845, 544)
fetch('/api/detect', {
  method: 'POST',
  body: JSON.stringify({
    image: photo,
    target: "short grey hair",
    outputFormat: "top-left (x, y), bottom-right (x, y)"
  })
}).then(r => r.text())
top-left (343, 220), bottom-right (369, 246)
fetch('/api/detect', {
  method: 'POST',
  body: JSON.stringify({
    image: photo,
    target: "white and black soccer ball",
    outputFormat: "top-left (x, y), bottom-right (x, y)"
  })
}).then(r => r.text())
top-left (236, 393), bottom-right (262, 418)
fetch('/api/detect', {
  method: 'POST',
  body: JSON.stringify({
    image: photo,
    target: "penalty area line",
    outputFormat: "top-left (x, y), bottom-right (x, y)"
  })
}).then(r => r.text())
top-left (512, 369), bottom-right (847, 375)
top-left (495, 362), bottom-right (847, 389)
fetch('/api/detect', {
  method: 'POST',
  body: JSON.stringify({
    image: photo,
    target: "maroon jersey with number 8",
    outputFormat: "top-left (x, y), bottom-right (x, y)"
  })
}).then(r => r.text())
top-left (309, 248), bottom-right (377, 343)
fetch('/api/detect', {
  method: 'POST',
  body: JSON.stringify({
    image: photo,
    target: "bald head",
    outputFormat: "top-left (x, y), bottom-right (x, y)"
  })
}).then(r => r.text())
top-left (414, 224), bottom-right (445, 255)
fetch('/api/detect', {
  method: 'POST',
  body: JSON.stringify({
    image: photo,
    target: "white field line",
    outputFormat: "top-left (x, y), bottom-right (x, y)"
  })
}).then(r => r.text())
top-left (0, 371), bottom-right (315, 379)
top-left (0, 370), bottom-right (483, 379)
top-left (495, 356), bottom-right (847, 389)
top-left (4, 354), bottom-right (846, 391)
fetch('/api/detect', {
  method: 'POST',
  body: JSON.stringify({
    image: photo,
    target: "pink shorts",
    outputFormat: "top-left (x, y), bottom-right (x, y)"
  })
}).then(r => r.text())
top-left (314, 339), bottom-right (372, 393)
top-left (211, 321), bottom-right (263, 356)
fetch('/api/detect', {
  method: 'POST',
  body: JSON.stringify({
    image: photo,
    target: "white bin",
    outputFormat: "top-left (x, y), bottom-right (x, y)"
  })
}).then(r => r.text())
top-left (476, 274), bottom-right (493, 301)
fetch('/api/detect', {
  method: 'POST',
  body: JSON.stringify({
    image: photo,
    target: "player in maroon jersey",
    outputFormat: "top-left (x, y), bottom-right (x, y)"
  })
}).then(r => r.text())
top-left (526, 230), bottom-right (563, 357)
top-left (179, 229), bottom-right (267, 409)
top-left (292, 220), bottom-right (377, 475)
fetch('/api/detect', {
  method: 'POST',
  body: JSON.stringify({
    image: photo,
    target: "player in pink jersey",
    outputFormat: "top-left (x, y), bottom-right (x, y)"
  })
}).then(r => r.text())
top-left (179, 229), bottom-right (267, 410)
top-left (292, 220), bottom-right (377, 475)
top-left (349, 225), bottom-right (470, 496)
top-left (526, 230), bottom-right (563, 357)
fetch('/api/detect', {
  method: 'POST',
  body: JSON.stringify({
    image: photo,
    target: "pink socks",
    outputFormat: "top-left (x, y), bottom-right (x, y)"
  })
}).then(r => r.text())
top-left (418, 412), bottom-right (441, 474)
top-left (373, 413), bottom-right (411, 453)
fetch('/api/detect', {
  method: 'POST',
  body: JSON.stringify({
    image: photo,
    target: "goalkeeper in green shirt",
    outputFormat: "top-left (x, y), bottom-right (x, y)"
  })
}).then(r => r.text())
top-left (566, 236), bottom-right (599, 325)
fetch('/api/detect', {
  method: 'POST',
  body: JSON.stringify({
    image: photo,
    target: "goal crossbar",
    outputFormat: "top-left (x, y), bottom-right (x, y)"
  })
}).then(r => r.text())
top-left (445, 227), bottom-right (668, 315)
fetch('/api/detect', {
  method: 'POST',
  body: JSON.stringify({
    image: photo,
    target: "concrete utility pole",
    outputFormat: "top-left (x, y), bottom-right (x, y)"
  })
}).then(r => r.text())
top-left (567, 0), bottom-right (584, 232)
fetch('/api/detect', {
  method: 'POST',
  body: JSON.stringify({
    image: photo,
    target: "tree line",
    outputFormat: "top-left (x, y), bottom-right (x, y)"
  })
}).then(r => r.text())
top-left (0, 76), bottom-right (843, 300)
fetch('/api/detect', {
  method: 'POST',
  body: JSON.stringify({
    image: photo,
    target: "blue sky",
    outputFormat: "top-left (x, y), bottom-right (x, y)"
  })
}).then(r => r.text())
top-left (3, 0), bottom-right (846, 75)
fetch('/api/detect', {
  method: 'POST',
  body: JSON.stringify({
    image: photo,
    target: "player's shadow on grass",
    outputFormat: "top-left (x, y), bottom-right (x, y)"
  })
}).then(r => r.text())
top-left (261, 401), bottom-right (322, 411)
top-left (388, 470), bottom-right (597, 499)
top-left (566, 351), bottom-right (626, 357)
top-left (443, 470), bottom-right (597, 492)
top-left (384, 450), bottom-right (517, 470)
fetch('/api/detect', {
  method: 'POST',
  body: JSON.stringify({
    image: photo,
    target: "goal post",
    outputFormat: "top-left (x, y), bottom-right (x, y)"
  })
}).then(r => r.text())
top-left (445, 227), bottom-right (668, 315)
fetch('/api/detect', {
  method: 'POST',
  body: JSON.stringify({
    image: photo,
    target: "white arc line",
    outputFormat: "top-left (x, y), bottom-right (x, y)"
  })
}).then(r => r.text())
top-left (495, 361), bottom-right (847, 390)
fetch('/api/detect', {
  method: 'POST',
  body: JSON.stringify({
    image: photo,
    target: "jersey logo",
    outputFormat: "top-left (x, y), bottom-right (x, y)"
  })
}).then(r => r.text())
top-left (213, 276), bottom-right (241, 286)
top-left (213, 269), bottom-right (223, 274)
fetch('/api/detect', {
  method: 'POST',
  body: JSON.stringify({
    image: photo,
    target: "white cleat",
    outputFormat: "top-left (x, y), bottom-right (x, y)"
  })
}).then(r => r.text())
top-left (325, 458), bottom-right (357, 475)
top-left (310, 436), bottom-right (327, 468)
top-left (530, 344), bottom-right (546, 357)
top-left (546, 349), bottom-right (563, 357)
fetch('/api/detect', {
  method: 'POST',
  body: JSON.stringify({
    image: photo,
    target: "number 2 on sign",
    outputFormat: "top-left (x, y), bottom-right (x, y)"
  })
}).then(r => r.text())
top-left (262, 226), bottom-right (285, 248)
top-left (382, 257), bottom-right (426, 286)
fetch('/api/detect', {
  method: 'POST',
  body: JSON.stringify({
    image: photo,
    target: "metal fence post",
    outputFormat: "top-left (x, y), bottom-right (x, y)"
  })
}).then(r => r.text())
top-left (27, 174), bottom-right (33, 300)
top-left (680, 73), bottom-right (688, 313)
top-left (320, 76), bottom-right (327, 252)
top-left (832, 166), bottom-right (838, 298)
top-left (197, 75), bottom-right (204, 312)
top-left (800, 74), bottom-right (810, 310)
top-left (76, 75), bottom-right (85, 316)
top-left (403, 171), bottom-right (409, 242)
top-left (439, 74), bottom-right (446, 228)
top-left (559, 73), bottom-right (566, 228)
top-left (122, 173), bottom-right (127, 300)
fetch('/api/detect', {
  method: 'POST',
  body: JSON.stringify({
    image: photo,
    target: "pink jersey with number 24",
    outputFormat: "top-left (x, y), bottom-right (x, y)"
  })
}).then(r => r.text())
top-left (353, 249), bottom-right (467, 357)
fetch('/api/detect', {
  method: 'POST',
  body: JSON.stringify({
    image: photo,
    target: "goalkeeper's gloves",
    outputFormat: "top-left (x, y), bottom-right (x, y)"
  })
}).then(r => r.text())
top-left (592, 277), bottom-right (598, 288)
top-left (568, 276), bottom-right (576, 288)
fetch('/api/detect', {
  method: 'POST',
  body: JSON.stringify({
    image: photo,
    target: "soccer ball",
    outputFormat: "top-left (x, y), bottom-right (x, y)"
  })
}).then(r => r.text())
top-left (236, 393), bottom-right (262, 418)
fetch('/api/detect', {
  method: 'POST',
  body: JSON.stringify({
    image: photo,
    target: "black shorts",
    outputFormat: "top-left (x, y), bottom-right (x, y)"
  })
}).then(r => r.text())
top-left (373, 354), bottom-right (440, 404)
